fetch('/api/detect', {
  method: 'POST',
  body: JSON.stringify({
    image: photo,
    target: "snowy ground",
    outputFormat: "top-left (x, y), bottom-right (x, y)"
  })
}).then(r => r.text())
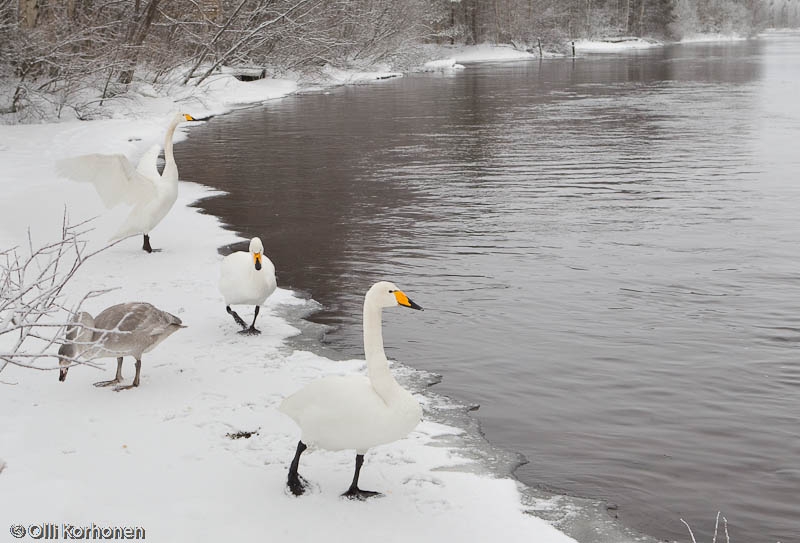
top-left (573, 37), bottom-right (663, 52)
top-left (679, 33), bottom-right (747, 43)
top-left (574, 33), bottom-right (750, 53)
top-left (429, 43), bottom-right (538, 62)
top-left (0, 52), bottom-right (577, 542)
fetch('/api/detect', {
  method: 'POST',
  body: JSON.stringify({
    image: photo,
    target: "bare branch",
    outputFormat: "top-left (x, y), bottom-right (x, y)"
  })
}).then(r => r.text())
top-left (0, 212), bottom-right (118, 378)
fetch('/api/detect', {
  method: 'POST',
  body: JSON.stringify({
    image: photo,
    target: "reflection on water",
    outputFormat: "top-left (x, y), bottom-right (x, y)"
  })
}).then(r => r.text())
top-left (177, 33), bottom-right (800, 543)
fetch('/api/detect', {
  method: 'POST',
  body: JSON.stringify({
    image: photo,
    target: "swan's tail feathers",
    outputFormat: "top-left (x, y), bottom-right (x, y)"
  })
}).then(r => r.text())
top-left (56, 153), bottom-right (159, 209)
top-left (135, 145), bottom-right (161, 181)
top-left (109, 223), bottom-right (143, 243)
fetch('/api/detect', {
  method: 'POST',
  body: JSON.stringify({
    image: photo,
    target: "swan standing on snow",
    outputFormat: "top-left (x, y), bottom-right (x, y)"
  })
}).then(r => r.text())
top-left (219, 237), bottom-right (277, 335)
top-left (57, 302), bottom-right (185, 390)
top-left (56, 112), bottom-right (196, 253)
top-left (279, 281), bottom-right (424, 499)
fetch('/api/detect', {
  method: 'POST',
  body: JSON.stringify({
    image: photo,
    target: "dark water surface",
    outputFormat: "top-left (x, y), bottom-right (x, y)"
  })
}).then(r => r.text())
top-left (176, 33), bottom-right (800, 543)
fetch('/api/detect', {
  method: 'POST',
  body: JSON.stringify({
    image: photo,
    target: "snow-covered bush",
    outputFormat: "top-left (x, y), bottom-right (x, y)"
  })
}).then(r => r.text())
top-left (0, 215), bottom-right (111, 378)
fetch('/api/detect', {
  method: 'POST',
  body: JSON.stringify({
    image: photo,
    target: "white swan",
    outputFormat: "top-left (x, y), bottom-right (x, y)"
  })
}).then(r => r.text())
top-left (279, 281), bottom-right (424, 499)
top-left (56, 112), bottom-right (196, 253)
top-left (219, 237), bottom-right (277, 335)
top-left (57, 302), bottom-right (185, 390)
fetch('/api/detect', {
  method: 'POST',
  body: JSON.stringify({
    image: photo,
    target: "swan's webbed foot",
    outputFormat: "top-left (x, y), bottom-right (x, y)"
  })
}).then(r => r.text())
top-left (96, 358), bottom-right (124, 388)
top-left (93, 378), bottom-right (121, 388)
top-left (287, 473), bottom-right (309, 497)
top-left (142, 235), bottom-right (162, 253)
top-left (342, 453), bottom-right (380, 500)
top-left (238, 326), bottom-right (261, 336)
top-left (341, 487), bottom-right (383, 501)
top-left (113, 384), bottom-right (138, 392)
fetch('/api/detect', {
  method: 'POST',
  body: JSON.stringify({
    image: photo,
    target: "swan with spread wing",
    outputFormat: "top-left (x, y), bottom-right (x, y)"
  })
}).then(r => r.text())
top-left (56, 112), bottom-right (196, 253)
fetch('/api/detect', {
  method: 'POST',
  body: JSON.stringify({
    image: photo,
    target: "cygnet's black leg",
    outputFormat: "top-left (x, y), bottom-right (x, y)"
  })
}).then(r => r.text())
top-left (226, 305), bottom-right (247, 329)
top-left (94, 357), bottom-right (124, 387)
top-left (287, 440), bottom-right (309, 496)
top-left (239, 305), bottom-right (261, 335)
top-left (342, 454), bottom-right (382, 500)
top-left (114, 358), bottom-right (141, 391)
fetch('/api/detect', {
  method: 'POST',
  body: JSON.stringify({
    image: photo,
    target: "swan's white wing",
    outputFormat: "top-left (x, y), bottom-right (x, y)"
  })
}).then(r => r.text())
top-left (135, 144), bottom-right (161, 181)
top-left (56, 153), bottom-right (158, 208)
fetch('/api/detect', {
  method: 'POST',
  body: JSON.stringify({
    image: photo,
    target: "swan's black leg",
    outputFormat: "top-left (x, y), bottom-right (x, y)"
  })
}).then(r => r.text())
top-left (287, 440), bottom-right (309, 496)
top-left (94, 357), bottom-right (124, 387)
top-left (239, 305), bottom-right (261, 335)
top-left (114, 359), bottom-right (141, 391)
top-left (142, 234), bottom-right (161, 253)
top-left (226, 306), bottom-right (247, 329)
top-left (342, 454), bottom-right (382, 500)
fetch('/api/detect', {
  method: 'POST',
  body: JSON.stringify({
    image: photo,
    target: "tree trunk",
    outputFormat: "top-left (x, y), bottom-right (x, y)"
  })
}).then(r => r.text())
top-left (18, 0), bottom-right (39, 28)
top-left (117, 0), bottom-right (160, 84)
top-left (625, 0), bottom-right (631, 33)
top-left (450, 2), bottom-right (455, 45)
top-left (639, 0), bottom-right (646, 36)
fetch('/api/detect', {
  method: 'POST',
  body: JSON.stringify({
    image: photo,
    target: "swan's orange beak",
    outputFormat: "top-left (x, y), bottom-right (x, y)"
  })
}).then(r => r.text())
top-left (183, 114), bottom-right (195, 121)
top-left (254, 252), bottom-right (262, 271)
top-left (394, 290), bottom-right (423, 310)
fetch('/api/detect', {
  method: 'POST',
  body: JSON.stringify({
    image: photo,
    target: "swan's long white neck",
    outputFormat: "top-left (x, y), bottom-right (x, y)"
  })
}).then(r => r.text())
top-left (363, 300), bottom-right (400, 403)
top-left (161, 116), bottom-right (181, 180)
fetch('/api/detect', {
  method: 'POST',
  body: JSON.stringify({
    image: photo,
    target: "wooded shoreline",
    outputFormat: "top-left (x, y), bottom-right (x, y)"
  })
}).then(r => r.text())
top-left (2, 0), bottom-right (796, 120)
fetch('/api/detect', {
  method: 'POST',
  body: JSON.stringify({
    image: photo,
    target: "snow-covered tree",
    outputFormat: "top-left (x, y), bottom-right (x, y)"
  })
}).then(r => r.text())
top-left (670, 0), bottom-right (702, 38)
top-left (0, 0), bottom-right (780, 119)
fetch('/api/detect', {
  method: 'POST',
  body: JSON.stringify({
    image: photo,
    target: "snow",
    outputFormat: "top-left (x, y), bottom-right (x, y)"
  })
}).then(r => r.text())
top-left (0, 70), bottom-right (576, 542)
top-left (574, 34), bottom-right (750, 53)
top-left (318, 64), bottom-right (404, 85)
top-left (679, 33), bottom-right (748, 43)
top-left (437, 44), bottom-right (537, 63)
top-left (420, 58), bottom-right (466, 72)
top-left (573, 38), bottom-right (662, 53)
top-left (197, 74), bottom-right (299, 110)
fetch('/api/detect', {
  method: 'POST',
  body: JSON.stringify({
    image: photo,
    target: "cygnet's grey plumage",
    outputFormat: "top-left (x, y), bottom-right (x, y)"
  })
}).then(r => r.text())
top-left (58, 302), bottom-right (185, 390)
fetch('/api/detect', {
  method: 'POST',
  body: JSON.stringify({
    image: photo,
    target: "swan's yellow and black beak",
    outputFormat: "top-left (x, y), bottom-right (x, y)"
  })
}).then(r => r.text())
top-left (394, 290), bottom-right (423, 310)
top-left (58, 361), bottom-right (69, 382)
top-left (254, 252), bottom-right (262, 271)
top-left (184, 114), bottom-right (195, 121)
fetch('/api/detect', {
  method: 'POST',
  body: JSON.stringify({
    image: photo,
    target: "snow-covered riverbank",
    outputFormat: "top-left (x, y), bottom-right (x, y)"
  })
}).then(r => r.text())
top-left (0, 50), bottom-right (579, 542)
top-left (4, 32), bottom-right (757, 538)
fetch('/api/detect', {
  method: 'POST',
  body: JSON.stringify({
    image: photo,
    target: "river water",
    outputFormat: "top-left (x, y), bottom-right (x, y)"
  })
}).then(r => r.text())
top-left (176, 32), bottom-right (800, 543)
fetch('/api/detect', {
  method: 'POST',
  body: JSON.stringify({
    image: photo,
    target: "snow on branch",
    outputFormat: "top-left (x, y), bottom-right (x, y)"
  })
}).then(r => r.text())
top-left (0, 212), bottom-right (117, 378)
